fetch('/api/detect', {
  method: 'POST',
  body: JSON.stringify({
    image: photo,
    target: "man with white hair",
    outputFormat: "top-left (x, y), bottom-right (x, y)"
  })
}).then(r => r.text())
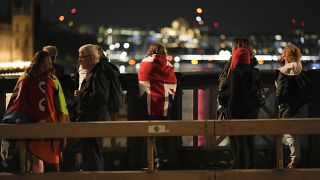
top-left (75, 44), bottom-right (121, 171)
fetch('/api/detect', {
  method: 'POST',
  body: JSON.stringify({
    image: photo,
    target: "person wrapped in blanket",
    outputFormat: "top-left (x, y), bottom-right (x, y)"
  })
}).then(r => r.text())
top-left (2, 51), bottom-right (69, 173)
top-left (138, 43), bottom-right (177, 170)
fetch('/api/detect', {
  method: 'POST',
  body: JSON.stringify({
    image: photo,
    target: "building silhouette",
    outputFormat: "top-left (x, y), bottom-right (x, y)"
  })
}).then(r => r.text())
top-left (0, 0), bottom-right (34, 62)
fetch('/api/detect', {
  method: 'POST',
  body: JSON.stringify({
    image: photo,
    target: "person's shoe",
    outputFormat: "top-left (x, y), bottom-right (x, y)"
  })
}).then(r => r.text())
top-left (287, 162), bottom-right (298, 169)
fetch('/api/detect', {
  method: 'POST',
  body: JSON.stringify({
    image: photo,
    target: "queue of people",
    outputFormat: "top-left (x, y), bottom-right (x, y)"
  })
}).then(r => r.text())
top-left (0, 40), bottom-right (313, 172)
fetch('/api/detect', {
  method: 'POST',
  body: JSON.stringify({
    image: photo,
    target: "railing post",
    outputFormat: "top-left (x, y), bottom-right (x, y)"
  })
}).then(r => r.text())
top-left (276, 134), bottom-right (284, 169)
top-left (19, 141), bottom-right (26, 173)
top-left (147, 137), bottom-right (154, 171)
top-left (193, 89), bottom-right (198, 147)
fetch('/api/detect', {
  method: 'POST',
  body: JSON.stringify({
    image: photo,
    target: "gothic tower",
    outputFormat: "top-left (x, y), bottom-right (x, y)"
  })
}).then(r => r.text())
top-left (11, 0), bottom-right (34, 61)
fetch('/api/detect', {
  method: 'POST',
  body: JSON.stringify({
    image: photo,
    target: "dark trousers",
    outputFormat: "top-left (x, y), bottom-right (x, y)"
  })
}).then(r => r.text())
top-left (229, 109), bottom-right (259, 169)
top-left (81, 137), bottom-right (104, 171)
top-left (229, 135), bottom-right (256, 169)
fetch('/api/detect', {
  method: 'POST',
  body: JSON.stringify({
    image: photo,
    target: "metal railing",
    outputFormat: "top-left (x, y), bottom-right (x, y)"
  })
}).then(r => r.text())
top-left (1, 119), bottom-right (320, 179)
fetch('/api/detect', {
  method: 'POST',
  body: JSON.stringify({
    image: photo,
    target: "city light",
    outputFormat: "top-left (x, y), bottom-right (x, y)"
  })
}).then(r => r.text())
top-left (68, 21), bottom-right (74, 27)
top-left (109, 44), bottom-right (115, 50)
top-left (196, 16), bottom-right (202, 22)
top-left (174, 56), bottom-right (181, 63)
top-left (58, 15), bottom-right (65, 22)
top-left (71, 8), bottom-right (77, 14)
top-left (191, 59), bottom-right (199, 65)
top-left (128, 59), bottom-right (136, 65)
top-left (291, 18), bottom-right (296, 24)
top-left (213, 21), bottom-right (219, 28)
top-left (196, 8), bottom-right (203, 14)
top-left (0, 61), bottom-right (31, 70)
top-left (123, 43), bottom-right (130, 49)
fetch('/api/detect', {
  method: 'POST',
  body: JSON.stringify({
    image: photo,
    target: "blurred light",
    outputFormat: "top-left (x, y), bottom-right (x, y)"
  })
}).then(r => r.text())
top-left (275, 35), bottom-right (282, 41)
top-left (167, 55), bottom-right (173, 61)
top-left (258, 60), bottom-right (264, 65)
top-left (311, 64), bottom-right (320, 69)
top-left (291, 18), bottom-right (296, 24)
top-left (219, 43), bottom-right (226, 49)
top-left (135, 63), bottom-right (140, 71)
top-left (196, 16), bottom-right (202, 22)
top-left (301, 21), bottom-right (305, 27)
top-left (123, 43), bottom-right (130, 49)
top-left (300, 36), bottom-right (305, 44)
top-left (213, 21), bottom-right (219, 28)
top-left (120, 51), bottom-right (128, 60)
top-left (178, 54), bottom-right (319, 61)
top-left (0, 61), bottom-right (30, 70)
top-left (174, 56), bottom-right (181, 63)
top-left (119, 65), bottom-right (126, 73)
top-left (109, 44), bottom-right (115, 50)
top-left (128, 59), bottom-right (136, 65)
top-left (58, 15), bottom-right (65, 22)
top-left (198, 20), bottom-right (204, 25)
top-left (107, 28), bottom-right (113, 34)
top-left (218, 50), bottom-right (231, 60)
top-left (71, 8), bottom-right (77, 14)
top-left (191, 59), bottom-right (198, 65)
top-left (174, 63), bottom-right (180, 69)
top-left (196, 8), bottom-right (203, 14)
top-left (115, 43), bottom-right (120, 49)
top-left (97, 37), bottom-right (103, 43)
top-left (220, 35), bottom-right (226, 40)
top-left (68, 21), bottom-right (74, 27)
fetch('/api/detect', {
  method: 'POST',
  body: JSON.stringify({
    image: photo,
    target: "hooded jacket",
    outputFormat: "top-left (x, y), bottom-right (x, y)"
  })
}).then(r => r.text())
top-left (275, 61), bottom-right (303, 115)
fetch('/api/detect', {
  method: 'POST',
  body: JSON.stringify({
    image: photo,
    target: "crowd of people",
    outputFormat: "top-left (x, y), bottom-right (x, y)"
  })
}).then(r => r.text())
top-left (0, 39), bottom-right (313, 172)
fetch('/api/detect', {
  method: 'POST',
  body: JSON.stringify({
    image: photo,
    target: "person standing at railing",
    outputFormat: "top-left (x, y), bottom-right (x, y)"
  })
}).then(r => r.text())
top-left (43, 45), bottom-right (65, 82)
top-left (2, 51), bottom-right (70, 173)
top-left (74, 44), bottom-right (122, 171)
top-left (138, 43), bottom-right (177, 170)
top-left (275, 44), bottom-right (312, 169)
top-left (218, 38), bottom-right (265, 169)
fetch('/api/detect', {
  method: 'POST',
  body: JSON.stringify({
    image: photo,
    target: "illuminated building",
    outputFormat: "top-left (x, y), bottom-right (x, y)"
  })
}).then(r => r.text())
top-left (0, 0), bottom-right (33, 64)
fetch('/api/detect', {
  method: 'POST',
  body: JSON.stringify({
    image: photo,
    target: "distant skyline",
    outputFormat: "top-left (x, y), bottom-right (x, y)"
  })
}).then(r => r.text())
top-left (1, 0), bottom-right (319, 34)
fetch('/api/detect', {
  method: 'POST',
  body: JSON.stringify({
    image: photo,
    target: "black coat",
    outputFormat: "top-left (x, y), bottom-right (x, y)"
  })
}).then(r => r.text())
top-left (228, 64), bottom-right (255, 119)
top-left (275, 70), bottom-right (301, 117)
top-left (78, 60), bottom-right (118, 121)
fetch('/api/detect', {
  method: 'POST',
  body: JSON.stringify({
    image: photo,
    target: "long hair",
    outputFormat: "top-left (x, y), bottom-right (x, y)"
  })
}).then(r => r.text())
top-left (146, 43), bottom-right (167, 57)
top-left (283, 44), bottom-right (302, 63)
top-left (232, 38), bottom-right (249, 50)
top-left (25, 51), bottom-right (54, 78)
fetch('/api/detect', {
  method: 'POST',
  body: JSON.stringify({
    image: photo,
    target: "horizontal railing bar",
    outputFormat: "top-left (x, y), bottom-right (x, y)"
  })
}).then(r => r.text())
top-left (1, 169), bottom-right (320, 180)
top-left (0, 118), bottom-right (320, 139)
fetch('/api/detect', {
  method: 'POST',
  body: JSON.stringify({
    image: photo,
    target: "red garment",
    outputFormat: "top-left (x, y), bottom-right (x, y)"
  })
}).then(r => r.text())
top-left (138, 54), bottom-right (177, 116)
top-left (230, 48), bottom-right (250, 70)
top-left (6, 75), bottom-right (69, 164)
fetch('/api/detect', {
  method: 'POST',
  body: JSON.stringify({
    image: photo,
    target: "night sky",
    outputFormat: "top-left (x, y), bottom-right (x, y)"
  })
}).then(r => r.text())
top-left (1, 0), bottom-right (319, 34)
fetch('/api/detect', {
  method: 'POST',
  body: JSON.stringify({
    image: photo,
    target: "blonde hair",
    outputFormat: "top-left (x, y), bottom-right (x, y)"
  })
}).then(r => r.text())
top-left (283, 44), bottom-right (302, 63)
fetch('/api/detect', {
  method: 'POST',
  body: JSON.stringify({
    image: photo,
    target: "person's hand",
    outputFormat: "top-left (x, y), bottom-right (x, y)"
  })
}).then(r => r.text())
top-left (74, 90), bottom-right (80, 97)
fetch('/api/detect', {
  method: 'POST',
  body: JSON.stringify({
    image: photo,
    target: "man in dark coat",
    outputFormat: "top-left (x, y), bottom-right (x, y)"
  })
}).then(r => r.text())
top-left (76, 44), bottom-right (120, 171)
